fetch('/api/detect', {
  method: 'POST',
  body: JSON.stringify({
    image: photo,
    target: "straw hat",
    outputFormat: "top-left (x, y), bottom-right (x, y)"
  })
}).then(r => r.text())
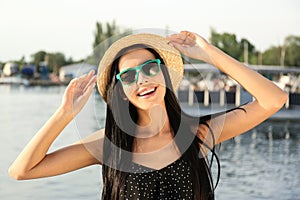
top-left (97, 33), bottom-right (184, 103)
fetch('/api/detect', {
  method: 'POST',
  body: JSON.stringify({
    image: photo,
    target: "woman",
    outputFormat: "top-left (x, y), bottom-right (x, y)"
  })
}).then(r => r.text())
top-left (9, 31), bottom-right (288, 199)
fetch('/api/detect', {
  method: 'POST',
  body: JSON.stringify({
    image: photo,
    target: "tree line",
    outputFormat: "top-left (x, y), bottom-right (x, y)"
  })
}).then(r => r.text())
top-left (1, 21), bottom-right (299, 76)
top-left (210, 28), bottom-right (300, 67)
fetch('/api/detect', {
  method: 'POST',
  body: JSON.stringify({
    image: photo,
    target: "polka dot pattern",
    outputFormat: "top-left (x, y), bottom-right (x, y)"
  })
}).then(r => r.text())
top-left (120, 158), bottom-right (193, 199)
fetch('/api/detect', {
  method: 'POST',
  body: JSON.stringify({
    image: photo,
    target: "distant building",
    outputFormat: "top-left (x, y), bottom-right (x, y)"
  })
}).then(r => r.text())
top-left (59, 63), bottom-right (97, 82)
top-left (3, 62), bottom-right (19, 76)
top-left (21, 64), bottom-right (36, 78)
top-left (39, 61), bottom-right (49, 80)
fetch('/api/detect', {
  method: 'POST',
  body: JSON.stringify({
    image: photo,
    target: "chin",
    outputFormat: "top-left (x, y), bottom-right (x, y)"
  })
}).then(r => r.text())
top-left (131, 87), bottom-right (166, 110)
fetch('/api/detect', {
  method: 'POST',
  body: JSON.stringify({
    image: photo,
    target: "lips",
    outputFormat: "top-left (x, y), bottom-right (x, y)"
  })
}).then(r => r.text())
top-left (137, 87), bottom-right (157, 97)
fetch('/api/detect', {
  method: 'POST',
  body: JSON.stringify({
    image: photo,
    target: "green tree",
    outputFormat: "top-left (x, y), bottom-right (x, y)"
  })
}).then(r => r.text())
top-left (45, 52), bottom-right (67, 75)
top-left (87, 21), bottom-right (131, 65)
top-left (211, 29), bottom-right (257, 64)
top-left (284, 35), bottom-right (300, 67)
top-left (210, 29), bottom-right (241, 60)
top-left (259, 35), bottom-right (300, 67)
top-left (15, 56), bottom-right (26, 70)
top-left (66, 57), bottom-right (74, 65)
top-left (31, 51), bottom-right (46, 68)
top-left (239, 38), bottom-right (258, 64)
top-left (93, 21), bottom-right (107, 49)
top-left (210, 29), bottom-right (260, 65)
top-left (262, 46), bottom-right (281, 65)
top-left (0, 62), bottom-right (4, 71)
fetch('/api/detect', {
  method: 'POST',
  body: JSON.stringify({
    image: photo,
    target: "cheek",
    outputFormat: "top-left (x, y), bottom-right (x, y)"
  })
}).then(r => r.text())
top-left (123, 85), bottom-right (136, 99)
top-left (154, 72), bottom-right (166, 86)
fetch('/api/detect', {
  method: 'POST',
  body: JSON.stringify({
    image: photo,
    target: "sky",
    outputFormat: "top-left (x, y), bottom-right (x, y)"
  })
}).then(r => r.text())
top-left (0, 0), bottom-right (299, 63)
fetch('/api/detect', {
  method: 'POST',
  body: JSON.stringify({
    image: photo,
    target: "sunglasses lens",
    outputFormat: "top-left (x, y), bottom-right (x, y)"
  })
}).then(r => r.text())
top-left (117, 59), bottom-right (161, 85)
top-left (120, 70), bottom-right (136, 85)
top-left (142, 62), bottom-right (160, 76)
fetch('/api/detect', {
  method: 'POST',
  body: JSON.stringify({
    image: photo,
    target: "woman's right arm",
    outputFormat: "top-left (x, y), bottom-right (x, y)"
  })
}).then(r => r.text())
top-left (9, 70), bottom-right (102, 180)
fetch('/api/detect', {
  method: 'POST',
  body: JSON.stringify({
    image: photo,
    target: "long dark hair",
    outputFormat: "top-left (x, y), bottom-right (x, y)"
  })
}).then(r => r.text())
top-left (101, 44), bottom-right (219, 199)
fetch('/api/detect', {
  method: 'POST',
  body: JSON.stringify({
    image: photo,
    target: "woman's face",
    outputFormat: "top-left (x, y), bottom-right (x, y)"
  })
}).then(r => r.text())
top-left (118, 49), bottom-right (166, 111)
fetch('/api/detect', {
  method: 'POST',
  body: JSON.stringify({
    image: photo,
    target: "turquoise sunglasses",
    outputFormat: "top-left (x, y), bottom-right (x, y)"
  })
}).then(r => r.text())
top-left (116, 59), bottom-right (161, 85)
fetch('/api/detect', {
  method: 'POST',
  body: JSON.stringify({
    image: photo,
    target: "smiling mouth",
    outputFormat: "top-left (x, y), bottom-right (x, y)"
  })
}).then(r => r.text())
top-left (137, 87), bottom-right (157, 97)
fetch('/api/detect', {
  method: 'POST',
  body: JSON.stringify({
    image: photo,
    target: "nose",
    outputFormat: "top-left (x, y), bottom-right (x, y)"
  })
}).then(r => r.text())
top-left (136, 70), bottom-right (148, 85)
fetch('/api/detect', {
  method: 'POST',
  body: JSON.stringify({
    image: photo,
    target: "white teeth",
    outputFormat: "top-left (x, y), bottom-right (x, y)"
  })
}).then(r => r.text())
top-left (139, 88), bottom-right (155, 96)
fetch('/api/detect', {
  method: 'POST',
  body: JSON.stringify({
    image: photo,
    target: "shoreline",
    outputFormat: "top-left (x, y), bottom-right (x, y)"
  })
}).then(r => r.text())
top-left (0, 77), bottom-right (69, 86)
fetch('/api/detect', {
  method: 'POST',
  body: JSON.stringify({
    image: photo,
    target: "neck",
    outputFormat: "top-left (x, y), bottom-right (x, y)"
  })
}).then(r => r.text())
top-left (135, 103), bottom-right (171, 138)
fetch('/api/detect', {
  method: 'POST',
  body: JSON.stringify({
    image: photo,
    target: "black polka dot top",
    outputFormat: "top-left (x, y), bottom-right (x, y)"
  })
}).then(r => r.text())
top-left (120, 157), bottom-right (194, 199)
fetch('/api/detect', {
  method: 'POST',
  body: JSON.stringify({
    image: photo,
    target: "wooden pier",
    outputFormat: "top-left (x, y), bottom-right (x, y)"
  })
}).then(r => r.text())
top-left (179, 64), bottom-right (300, 120)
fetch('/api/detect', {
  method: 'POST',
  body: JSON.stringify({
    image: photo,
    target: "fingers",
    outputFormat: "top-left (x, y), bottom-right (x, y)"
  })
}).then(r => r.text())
top-left (166, 31), bottom-right (193, 54)
top-left (64, 77), bottom-right (78, 98)
top-left (83, 74), bottom-right (97, 93)
top-left (76, 70), bottom-right (96, 91)
top-left (66, 70), bottom-right (96, 100)
top-left (72, 71), bottom-right (96, 111)
top-left (167, 31), bottom-right (195, 45)
top-left (168, 41), bottom-right (186, 53)
top-left (81, 78), bottom-right (96, 100)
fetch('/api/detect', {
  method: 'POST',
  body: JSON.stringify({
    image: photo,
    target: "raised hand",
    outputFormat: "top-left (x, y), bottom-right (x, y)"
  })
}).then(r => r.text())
top-left (61, 70), bottom-right (97, 117)
top-left (167, 31), bottom-right (213, 64)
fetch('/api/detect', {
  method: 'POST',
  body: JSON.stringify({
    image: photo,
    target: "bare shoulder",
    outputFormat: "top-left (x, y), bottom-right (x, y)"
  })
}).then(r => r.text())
top-left (74, 128), bottom-right (105, 164)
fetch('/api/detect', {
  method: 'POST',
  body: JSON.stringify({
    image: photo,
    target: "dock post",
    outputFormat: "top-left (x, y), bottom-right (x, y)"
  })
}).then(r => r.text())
top-left (204, 89), bottom-right (209, 107)
top-left (285, 92), bottom-right (290, 109)
top-left (220, 89), bottom-right (225, 106)
top-left (235, 85), bottom-right (241, 107)
top-left (188, 84), bottom-right (194, 106)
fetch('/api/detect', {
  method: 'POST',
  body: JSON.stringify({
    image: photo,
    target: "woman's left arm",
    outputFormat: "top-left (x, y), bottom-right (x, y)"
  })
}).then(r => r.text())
top-left (167, 31), bottom-right (288, 144)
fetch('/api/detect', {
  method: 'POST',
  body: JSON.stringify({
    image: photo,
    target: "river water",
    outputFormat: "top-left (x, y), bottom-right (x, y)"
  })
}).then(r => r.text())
top-left (0, 85), bottom-right (299, 200)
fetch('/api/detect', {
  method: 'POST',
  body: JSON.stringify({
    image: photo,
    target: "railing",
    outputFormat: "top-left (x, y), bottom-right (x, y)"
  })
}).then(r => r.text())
top-left (177, 85), bottom-right (300, 109)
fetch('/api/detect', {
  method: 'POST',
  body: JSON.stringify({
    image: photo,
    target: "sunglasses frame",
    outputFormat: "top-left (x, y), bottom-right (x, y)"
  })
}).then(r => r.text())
top-left (116, 59), bottom-right (161, 86)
